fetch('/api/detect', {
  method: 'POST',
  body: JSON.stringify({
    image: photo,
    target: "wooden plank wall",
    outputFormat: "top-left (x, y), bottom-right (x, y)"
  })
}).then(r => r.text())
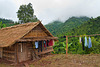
top-left (24, 26), bottom-right (48, 38)
top-left (0, 48), bottom-right (3, 58)
top-left (26, 42), bottom-right (33, 60)
top-left (3, 45), bottom-right (15, 62)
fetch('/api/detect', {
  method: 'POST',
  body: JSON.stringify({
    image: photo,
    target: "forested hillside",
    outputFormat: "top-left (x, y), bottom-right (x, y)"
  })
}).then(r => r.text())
top-left (0, 18), bottom-right (14, 27)
top-left (45, 16), bottom-right (90, 36)
top-left (53, 16), bottom-right (100, 54)
top-left (66, 16), bottom-right (100, 36)
top-left (45, 21), bottom-right (63, 35)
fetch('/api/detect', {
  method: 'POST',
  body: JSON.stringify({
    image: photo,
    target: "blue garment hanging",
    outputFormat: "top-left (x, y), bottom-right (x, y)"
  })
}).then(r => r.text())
top-left (88, 37), bottom-right (92, 48)
top-left (85, 36), bottom-right (88, 47)
top-left (35, 41), bottom-right (38, 48)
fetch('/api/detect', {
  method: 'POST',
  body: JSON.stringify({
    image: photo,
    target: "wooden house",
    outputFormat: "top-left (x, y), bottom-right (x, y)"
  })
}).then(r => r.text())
top-left (0, 21), bottom-right (57, 63)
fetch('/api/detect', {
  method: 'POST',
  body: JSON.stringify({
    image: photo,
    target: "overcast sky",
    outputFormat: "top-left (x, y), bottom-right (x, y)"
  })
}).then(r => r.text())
top-left (0, 0), bottom-right (100, 25)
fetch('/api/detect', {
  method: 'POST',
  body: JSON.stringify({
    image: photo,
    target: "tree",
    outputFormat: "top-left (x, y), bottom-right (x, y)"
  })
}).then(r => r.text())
top-left (17, 3), bottom-right (38, 23)
top-left (0, 21), bottom-right (6, 29)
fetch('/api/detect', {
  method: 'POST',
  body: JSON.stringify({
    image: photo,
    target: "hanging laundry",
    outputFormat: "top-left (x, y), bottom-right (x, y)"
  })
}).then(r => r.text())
top-left (81, 37), bottom-right (85, 50)
top-left (79, 37), bottom-right (81, 43)
top-left (42, 41), bottom-right (44, 50)
top-left (44, 41), bottom-right (47, 50)
top-left (85, 36), bottom-right (88, 47)
top-left (88, 37), bottom-right (92, 48)
top-left (35, 41), bottom-right (38, 48)
top-left (44, 41), bottom-right (46, 47)
top-left (38, 41), bottom-right (42, 52)
top-left (47, 40), bottom-right (49, 47)
top-left (48, 40), bottom-right (54, 46)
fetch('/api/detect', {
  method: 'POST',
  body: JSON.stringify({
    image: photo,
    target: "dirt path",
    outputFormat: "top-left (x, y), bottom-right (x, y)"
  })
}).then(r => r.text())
top-left (31, 54), bottom-right (100, 67)
top-left (0, 54), bottom-right (100, 67)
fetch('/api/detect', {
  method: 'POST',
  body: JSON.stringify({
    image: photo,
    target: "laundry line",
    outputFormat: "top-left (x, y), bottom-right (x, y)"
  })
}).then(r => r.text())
top-left (65, 34), bottom-right (100, 57)
top-left (67, 34), bottom-right (100, 37)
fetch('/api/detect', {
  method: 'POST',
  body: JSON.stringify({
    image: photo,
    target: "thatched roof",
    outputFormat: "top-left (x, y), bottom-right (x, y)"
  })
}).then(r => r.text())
top-left (0, 21), bottom-right (55, 47)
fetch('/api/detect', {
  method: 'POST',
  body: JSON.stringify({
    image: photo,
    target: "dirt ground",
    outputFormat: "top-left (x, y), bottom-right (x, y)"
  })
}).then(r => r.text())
top-left (31, 54), bottom-right (100, 67)
top-left (0, 54), bottom-right (100, 67)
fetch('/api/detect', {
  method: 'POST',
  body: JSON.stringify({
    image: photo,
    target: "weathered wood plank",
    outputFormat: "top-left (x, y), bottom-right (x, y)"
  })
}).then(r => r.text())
top-left (3, 50), bottom-right (15, 53)
top-left (37, 46), bottom-right (53, 55)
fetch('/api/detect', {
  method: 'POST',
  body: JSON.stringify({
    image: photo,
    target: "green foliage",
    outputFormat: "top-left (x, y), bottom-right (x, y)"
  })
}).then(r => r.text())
top-left (0, 18), bottom-right (14, 27)
top-left (53, 42), bottom-right (72, 54)
top-left (65, 17), bottom-right (100, 54)
top-left (0, 18), bottom-right (14, 24)
top-left (53, 42), bottom-right (66, 54)
top-left (45, 16), bottom-right (90, 36)
top-left (48, 16), bottom-right (100, 54)
top-left (45, 20), bottom-right (63, 35)
top-left (0, 21), bottom-right (6, 29)
top-left (17, 3), bottom-right (38, 23)
top-left (90, 37), bottom-right (100, 54)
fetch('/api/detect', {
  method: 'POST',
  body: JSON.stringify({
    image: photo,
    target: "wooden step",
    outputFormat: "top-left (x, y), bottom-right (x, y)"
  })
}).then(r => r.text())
top-left (24, 63), bottom-right (29, 67)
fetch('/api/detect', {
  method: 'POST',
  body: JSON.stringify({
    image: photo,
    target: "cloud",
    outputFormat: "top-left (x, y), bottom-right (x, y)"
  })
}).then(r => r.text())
top-left (0, 0), bottom-right (17, 21)
top-left (0, 0), bottom-right (100, 24)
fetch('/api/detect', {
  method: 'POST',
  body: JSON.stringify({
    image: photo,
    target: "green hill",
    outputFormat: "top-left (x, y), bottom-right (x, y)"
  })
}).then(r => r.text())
top-left (0, 18), bottom-right (14, 27)
top-left (66, 16), bottom-right (100, 36)
top-left (45, 20), bottom-right (63, 35)
top-left (45, 16), bottom-right (90, 36)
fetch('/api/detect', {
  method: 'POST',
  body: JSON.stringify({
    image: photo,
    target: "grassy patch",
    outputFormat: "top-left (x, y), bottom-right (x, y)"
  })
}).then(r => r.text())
top-left (0, 63), bottom-right (14, 67)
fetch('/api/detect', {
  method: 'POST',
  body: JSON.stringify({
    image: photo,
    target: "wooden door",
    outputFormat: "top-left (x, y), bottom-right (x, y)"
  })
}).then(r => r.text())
top-left (18, 43), bottom-right (27, 62)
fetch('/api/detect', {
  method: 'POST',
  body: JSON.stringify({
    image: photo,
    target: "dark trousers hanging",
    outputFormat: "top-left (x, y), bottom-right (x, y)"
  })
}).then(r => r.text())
top-left (81, 37), bottom-right (85, 50)
top-left (47, 40), bottom-right (49, 47)
top-left (38, 41), bottom-right (42, 52)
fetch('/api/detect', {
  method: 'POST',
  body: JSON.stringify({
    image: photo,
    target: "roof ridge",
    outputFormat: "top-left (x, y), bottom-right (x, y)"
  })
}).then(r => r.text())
top-left (0, 22), bottom-right (38, 30)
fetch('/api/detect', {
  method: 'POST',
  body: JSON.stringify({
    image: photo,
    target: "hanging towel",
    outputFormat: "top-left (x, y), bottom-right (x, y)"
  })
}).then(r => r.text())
top-left (81, 37), bottom-right (85, 50)
top-left (79, 37), bottom-right (81, 43)
top-left (48, 40), bottom-right (54, 46)
top-left (85, 36), bottom-right (88, 47)
top-left (35, 41), bottom-right (38, 48)
top-left (88, 37), bottom-right (92, 48)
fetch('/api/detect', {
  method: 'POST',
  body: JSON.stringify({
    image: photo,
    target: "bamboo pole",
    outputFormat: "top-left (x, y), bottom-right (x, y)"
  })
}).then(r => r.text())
top-left (66, 36), bottom-right (68, 57)
top-left (67, 34), bottom-right (100, 37)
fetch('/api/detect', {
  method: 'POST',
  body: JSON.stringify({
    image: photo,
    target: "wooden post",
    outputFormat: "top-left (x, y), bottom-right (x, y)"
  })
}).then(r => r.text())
top-left (15, 43), bottom-right (19, 63)
top-left (66, 36), bottom-right (68, 57)
top-left (42, 41), bottom-right (44, 50)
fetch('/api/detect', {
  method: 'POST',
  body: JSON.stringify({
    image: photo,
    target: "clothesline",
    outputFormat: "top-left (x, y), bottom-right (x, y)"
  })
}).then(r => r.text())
top-left (67, 34), bottom-right (100, 37)
top-left (65, 34), bottom-right (100, 57)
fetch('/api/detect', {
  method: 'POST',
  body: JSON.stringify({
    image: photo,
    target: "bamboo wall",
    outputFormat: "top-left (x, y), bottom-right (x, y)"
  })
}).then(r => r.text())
top-left (24, 26), bottom-right (48, 38)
